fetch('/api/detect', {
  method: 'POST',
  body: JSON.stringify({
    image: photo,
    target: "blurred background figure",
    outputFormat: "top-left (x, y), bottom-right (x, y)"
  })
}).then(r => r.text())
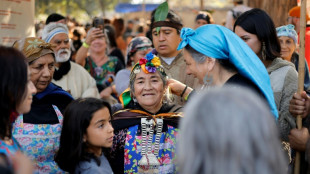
top-left (45, 13), bottom-right (66, 25)
top-left (115, 36), bottom-right (153, 95)
top-left (104, 24), bottom-right (126, 67)
top-left (194, 11), bottom-right (214, 29)
top-left (178, 87), bottom-right (287, 174)
top-left (123, 19), bottom-right (135, 40)
top-left (112, 18), bottom-right (127, 57)
top-left (75, 20), bottom-right (124, 103)
top-left (225, 0), bottom-right (251, 31)
top-left (277, 24), bottom-right (310, 94)
top-left (287, 6), bottom-right (310, 70)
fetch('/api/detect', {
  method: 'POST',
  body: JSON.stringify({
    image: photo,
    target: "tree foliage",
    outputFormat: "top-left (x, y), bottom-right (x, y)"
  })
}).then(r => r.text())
top-left (35, 0), bottom-right (120, 22)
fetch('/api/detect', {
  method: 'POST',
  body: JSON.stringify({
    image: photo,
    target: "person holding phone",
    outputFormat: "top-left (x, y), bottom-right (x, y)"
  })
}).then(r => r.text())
top-left (76, 18), bottom-right (124, 103)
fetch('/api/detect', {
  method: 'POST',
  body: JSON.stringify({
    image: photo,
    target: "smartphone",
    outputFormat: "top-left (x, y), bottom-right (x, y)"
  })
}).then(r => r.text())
top-left (93, 18), bottom-right (104, 30)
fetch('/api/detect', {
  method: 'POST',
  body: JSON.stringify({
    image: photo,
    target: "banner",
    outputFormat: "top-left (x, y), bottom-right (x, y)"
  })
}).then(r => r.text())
top-left (0, 0), bottom-right (35, 46)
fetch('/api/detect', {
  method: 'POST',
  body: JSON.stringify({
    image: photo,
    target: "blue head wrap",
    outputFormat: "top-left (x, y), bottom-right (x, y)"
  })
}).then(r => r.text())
top-left (276, 24), bottom-right (298, 44)
top-left (177, 24), bottom-right (278, 119)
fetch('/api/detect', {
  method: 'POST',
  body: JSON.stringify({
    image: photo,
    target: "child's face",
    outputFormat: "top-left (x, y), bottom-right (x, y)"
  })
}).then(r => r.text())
top-left (84, 107), bottom-right (114, 156)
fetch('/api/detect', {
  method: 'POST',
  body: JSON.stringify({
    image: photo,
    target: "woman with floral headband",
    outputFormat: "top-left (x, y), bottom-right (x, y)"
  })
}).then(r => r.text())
top-left (108, 52), bottom-right (182, 174)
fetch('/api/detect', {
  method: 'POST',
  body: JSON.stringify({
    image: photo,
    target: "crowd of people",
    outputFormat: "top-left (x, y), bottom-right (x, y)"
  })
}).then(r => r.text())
top-left (1, 0), bottom-right (310, 173)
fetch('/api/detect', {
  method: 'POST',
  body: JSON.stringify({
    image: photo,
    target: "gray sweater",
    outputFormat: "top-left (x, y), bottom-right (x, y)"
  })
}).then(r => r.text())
top-left (267, 58), bottom-right (298, 141)
top-left (74, 154), bottom-right (113, 174)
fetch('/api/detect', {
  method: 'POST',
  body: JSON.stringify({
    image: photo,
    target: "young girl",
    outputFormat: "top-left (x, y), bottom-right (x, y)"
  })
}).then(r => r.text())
top-left (55, 98), bottom-right (114, 174)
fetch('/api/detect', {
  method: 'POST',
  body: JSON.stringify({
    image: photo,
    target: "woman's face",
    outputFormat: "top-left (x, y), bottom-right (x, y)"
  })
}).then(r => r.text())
top-left (131, 47), bottom-right (152, 64)
top-left (90, 37), bottom-right (107, 53)
top-left (183, 49), bottom-right (207, 84)
top-left (278, 36), bottom-right (296, 61)
top-left (16, 67), bottom-right (37, 114)
top-left (133, 70), bottom-right (166, 111)
top-left (234, 26), bottom-right (262, 56)
top-left (29, 54), bottom-right (55, 93)
top-left (84, 107), bottom-right (114, 156)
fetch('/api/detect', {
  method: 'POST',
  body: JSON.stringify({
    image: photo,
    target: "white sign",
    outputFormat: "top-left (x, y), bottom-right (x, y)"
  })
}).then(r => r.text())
top-left (0, 0), bottom-right (35, 46)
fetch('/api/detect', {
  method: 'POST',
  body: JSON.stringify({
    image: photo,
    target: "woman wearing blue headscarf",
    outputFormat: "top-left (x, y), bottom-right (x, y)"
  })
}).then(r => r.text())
top-left (168, 24), bottom-right (278, 119)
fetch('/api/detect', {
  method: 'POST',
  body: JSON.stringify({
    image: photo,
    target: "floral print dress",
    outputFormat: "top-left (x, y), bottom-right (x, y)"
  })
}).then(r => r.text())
top-left (124, 124), bottom-right (178, 174)
top-left (12, 105), bottom-right (64, 174)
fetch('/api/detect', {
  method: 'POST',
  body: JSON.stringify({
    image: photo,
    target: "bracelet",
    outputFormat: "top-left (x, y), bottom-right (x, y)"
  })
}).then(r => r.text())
top-left (82, 42), bottom-right (90, 48)
top-left (180, 85), bottom-right (188, 98)
top-left (184, 92), bottom-right (190, 101)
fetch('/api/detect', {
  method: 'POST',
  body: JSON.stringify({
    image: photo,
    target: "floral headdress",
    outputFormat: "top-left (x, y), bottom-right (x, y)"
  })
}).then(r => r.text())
top-left (120, 52), bottom-right (167, 107)
top-left (130, 52), bottom-right (166, 78)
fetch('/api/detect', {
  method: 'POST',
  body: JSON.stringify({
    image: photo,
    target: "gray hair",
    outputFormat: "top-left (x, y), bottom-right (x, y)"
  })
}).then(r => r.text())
top-left (178, 86), bottom-right (287, 174)
top-left (185, 45), bottom-right (207, 64)
top-left (185, 45), bottom-right (238, 72)
top-left (129, 67), bottom-right (171, 102)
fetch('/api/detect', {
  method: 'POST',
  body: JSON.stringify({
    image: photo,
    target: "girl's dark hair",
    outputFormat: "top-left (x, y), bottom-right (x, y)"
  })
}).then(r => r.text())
top-left (104, 24), bottom-right (117, 48)
top-left (0, 46), bottom-right (28, 139)
top-left (233, 8), bottom-right (281, 60)
top-left (54, 98), bottom-right (111, 173)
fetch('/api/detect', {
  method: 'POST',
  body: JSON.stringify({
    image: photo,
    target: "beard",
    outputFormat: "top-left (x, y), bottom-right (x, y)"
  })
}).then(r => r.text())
top-left (55, 48), bottom-right (71, 63)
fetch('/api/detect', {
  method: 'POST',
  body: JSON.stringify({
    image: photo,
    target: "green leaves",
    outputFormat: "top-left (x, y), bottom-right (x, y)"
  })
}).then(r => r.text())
top-left (154, 1), bottom-right (169, 33)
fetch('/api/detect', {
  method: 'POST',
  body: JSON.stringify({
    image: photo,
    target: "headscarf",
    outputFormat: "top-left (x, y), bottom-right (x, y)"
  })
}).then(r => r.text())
top-left (126, 36), bottom-right (152, 63)
top-left (12, 37), bottom-right (54, 63)
top-left (177, 24), bottom-right (278, 119)
top-left (276, 24), bottom-right (298, 44)
top-left (42, 23), bottom-right (69, 43)
top-left (119, 52), bottom-right (167, 107)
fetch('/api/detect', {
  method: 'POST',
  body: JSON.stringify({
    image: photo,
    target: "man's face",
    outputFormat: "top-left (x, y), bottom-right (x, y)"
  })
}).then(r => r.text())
top-left (152, 26), bottom-right (181, 57)
top-left (50, 33), bottom-right (71, 63)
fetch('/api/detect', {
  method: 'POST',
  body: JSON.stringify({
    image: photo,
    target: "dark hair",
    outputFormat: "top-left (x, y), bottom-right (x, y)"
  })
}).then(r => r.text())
top-left (150, 9), bottom-right (183, 34)
top-left (0, 46), bottom-right (28, 139)
top-left (104, 24), bottom-right (117, 48)
top-left (233, 8), bottom-right (281, 60)
top-left (112, 18), bottom-right (125, 38)
top-left (55, 98), bottom-right (111, 173)
top-left (45, 13), bottom-right (65, 25)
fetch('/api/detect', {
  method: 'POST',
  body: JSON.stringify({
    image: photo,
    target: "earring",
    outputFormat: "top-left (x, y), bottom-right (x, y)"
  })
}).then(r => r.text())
top-left (133, 97), bottom-right (137, 105)
top-left (203, 72), bottom-right (213, 89)
top-left (261, 42), bottom-right (266, 61)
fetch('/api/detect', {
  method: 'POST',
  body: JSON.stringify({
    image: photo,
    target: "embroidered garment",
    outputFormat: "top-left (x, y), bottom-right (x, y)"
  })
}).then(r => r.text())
top-left (109, 104), bottom-right (182, 174)
top-left (12, 105), bottom-right (64, 174)
top-left (124, 124), bottom-right (178, 174)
